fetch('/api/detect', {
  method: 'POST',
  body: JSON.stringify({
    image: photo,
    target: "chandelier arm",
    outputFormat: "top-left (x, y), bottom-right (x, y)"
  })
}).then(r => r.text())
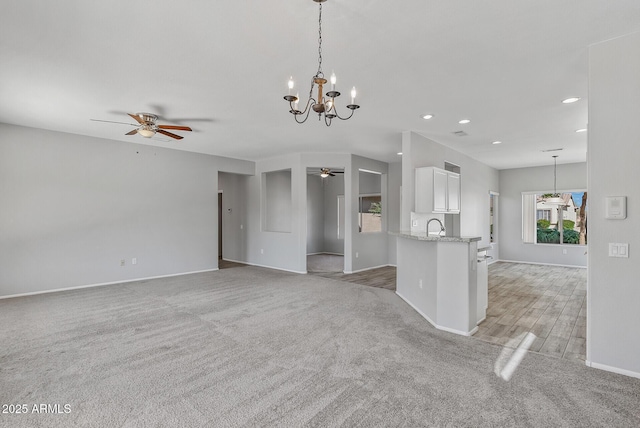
top-left (332, 105), bottom-right (356, 121)
top-left (324, 114), bottom-right (333, 127)
top-left (290, 98), bottom-right (316, 124)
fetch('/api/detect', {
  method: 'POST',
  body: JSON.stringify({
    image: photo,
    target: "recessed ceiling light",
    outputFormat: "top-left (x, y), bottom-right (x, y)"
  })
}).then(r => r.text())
top-left (422, 114), bottom-right (434, 120)
top-left (492, 141), bottom-right (502, 145)
top-left (562, 97), bottom-right (580, 104)
top-left (576, 128), bottom-right (587, 133)
top-left (397, 152), bottom-right (403, 155)
top-left (459, 119), bottom-right (470, 124)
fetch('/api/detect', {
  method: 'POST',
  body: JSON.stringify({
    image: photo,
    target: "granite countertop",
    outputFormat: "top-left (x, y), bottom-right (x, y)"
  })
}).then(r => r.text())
top-left (390, 231), bottom-right (482, 243)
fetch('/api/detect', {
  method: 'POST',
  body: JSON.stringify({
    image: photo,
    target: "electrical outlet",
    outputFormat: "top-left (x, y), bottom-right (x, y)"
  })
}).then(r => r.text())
top-left (132, 258), bottom-right (137, 265)
top-left (260, 249), bottom-right (264, 254)
top-left (412, 220), bottom-right (418, 227)
top-left (120, 259), bottom-right (125, 266)
top-left (562, 249), bottom-right (567, 255)
top-left (419, 279), bottom-right (423, 289)
top-left (356, 252), bottom-right (359, 258)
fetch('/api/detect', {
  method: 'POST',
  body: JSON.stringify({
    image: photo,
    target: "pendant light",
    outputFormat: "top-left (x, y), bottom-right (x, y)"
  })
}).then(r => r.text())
top-left (545, 156), bottom-right (566, 205)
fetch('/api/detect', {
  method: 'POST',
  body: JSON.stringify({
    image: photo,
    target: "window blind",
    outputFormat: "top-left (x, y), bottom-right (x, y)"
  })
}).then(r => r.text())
top-left (522, 193), bottom-right (536, 243)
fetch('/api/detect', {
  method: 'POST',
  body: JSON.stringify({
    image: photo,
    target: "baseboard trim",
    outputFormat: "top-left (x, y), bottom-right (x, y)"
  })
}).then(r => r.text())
top-left (497, 259), bottom-right (587, 269)
top-left (396, 291), bottom-right (477, 337)
top-left (224, 258), bottom-right (306, 275)
top-left (0, 268), bottom-right (219, 300)
top-left (586, 360), bottom-right (640, 379)
top-left (348, 264), bottom-right (394, 274)
top-left (306, 252), bottom-right (344, 256)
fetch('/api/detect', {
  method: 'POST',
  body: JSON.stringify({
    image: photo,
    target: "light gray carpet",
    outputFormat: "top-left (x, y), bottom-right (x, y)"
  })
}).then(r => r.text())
top-left (1, 267), bottom-right (639, 427)
top-left (307, 254), bottom-right (344, 273)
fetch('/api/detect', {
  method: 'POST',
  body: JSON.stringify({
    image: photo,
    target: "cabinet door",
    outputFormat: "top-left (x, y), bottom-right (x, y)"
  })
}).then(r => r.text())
top-left (415, 167), bottom-right (435, 213)
top-left (433, 169), bottom-right (448, 212)
top-left (447, 173), bottom-right (460, 213)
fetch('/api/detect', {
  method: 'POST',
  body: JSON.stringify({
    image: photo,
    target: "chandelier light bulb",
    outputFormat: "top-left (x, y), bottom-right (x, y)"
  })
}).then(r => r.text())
top-left (288, 76), bottom-right (294, 94)
top-left (351, 86), bottom-right (357, 104)
top-left (326, 99), bottom-right (333, 112)
top-left (330, 72), bottom-right (336, 90)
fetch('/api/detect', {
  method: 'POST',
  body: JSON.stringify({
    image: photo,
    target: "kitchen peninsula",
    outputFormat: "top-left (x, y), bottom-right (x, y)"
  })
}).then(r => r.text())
top-left (392, 231), bottom-right (481, 336)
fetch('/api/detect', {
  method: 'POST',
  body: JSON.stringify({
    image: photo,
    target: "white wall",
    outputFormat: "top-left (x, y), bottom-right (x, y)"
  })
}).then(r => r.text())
top-left (350, 155), bottom-right (389, 272)
top-left (306, 174), bottom-right (324, 254)
top-left (263, 169), bottom-right (292, 233)
top-left (588, 31), bottom-right (640, 377)
top-left (0, 124), bottom-right (254, 297)
top-left (401, 132), bottom-right (499, 254)
top-left (358, 170), bottom-right (381, 194)
top-left (499, 163), bottom-right (587, 267)
top-left (387, 162), bottom-right (402, 266)
top-left (243, 154), bottom-right (306, 273)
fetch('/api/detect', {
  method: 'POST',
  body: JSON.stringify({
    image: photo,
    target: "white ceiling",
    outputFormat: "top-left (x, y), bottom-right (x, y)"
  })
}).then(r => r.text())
top-left (2, 1), bottom-right (639, 169)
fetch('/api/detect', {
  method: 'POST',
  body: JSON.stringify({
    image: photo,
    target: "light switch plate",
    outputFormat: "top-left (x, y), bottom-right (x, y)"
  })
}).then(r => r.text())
top-left (609, 243), bottom-right (629, 258)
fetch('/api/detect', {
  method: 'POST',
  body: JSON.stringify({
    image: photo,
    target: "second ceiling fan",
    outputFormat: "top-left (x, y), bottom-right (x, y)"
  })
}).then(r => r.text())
top-left (318, 168), bottom-right (344, 178)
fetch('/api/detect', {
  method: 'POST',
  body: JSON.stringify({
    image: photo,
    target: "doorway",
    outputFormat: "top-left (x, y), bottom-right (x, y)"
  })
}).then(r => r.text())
top-left (306, 167), bottom-right (345, 273)
top-left (488, 191), bottom-right (498, 260)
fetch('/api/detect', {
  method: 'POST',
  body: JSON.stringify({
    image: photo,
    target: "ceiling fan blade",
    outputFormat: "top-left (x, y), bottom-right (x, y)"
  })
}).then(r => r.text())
top-left (158, 124), bottom-right (192, 131)
top-left (125, 129), bottom-right (138, 135)
top-left (333, 171), bottom-right (344, 174)
top-left (128, 113), bottom-right (144, 124)
top-left (329, 173), bottom-right (335, 176)
top-left (157, 129), bottom-right (183, 140)
top-left (91, 119), bottom-right (138, 126)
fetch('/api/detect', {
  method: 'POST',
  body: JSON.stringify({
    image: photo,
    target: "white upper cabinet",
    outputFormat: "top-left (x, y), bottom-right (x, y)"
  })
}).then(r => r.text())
top-left (415, 166), bottom-right (461, 214)
top-left (446, 172), bottom-right (460, 213)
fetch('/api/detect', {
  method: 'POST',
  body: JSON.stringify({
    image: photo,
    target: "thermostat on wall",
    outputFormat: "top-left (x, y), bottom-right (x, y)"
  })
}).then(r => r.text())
top-left (605, 196), bottom-right (626, 219)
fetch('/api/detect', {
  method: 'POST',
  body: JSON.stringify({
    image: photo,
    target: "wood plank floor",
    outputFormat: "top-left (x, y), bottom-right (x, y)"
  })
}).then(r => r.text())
top-left (474, 262), bottom-right (587, 363)
top-left (306, 254), bottom-right (397, 291)
top-left (224, 258), bottom-right (587, 362)
top-left (310, 266), bottom-right (397, 291)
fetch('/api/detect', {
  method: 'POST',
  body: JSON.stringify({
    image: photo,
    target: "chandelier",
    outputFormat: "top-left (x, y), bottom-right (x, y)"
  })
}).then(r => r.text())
top-left (544, 155), bottom-right (567, 205)
top-left (283, 0), bottom-right (360, 126)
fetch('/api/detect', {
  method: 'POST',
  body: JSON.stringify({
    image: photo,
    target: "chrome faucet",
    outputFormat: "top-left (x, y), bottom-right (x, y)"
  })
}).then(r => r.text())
top-left (427, 218), bottom-right (446, 236)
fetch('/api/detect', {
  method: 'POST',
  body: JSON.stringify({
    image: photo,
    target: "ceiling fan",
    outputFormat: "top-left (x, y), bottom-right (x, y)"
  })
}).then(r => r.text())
top-left (91, 113), bottom-right (192, 140)
top-left (317, 168), bottom-right (344, 178)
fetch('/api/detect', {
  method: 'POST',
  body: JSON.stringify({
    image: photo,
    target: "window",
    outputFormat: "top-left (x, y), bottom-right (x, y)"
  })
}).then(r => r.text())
top-left (359, 195), bottom-right (382, 233)
top-left (536, 209), bottom-right (551, 221)
top-left (358, 169), bottom-right (382, 233)
top-left (523, 191), bottom-right (587, 245)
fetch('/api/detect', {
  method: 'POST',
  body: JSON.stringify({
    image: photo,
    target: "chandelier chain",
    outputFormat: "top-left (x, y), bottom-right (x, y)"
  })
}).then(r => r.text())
top-left (317, 3), bottom-right (323, 78)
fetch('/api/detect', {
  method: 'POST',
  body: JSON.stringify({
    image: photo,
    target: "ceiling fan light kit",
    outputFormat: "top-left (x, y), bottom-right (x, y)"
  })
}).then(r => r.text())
top-left (318, 167), bottom-right (343, 178)
top-left (283, 0), bottom-right (360, 126)
top-left (91, 113), bottom-right (192, 141)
